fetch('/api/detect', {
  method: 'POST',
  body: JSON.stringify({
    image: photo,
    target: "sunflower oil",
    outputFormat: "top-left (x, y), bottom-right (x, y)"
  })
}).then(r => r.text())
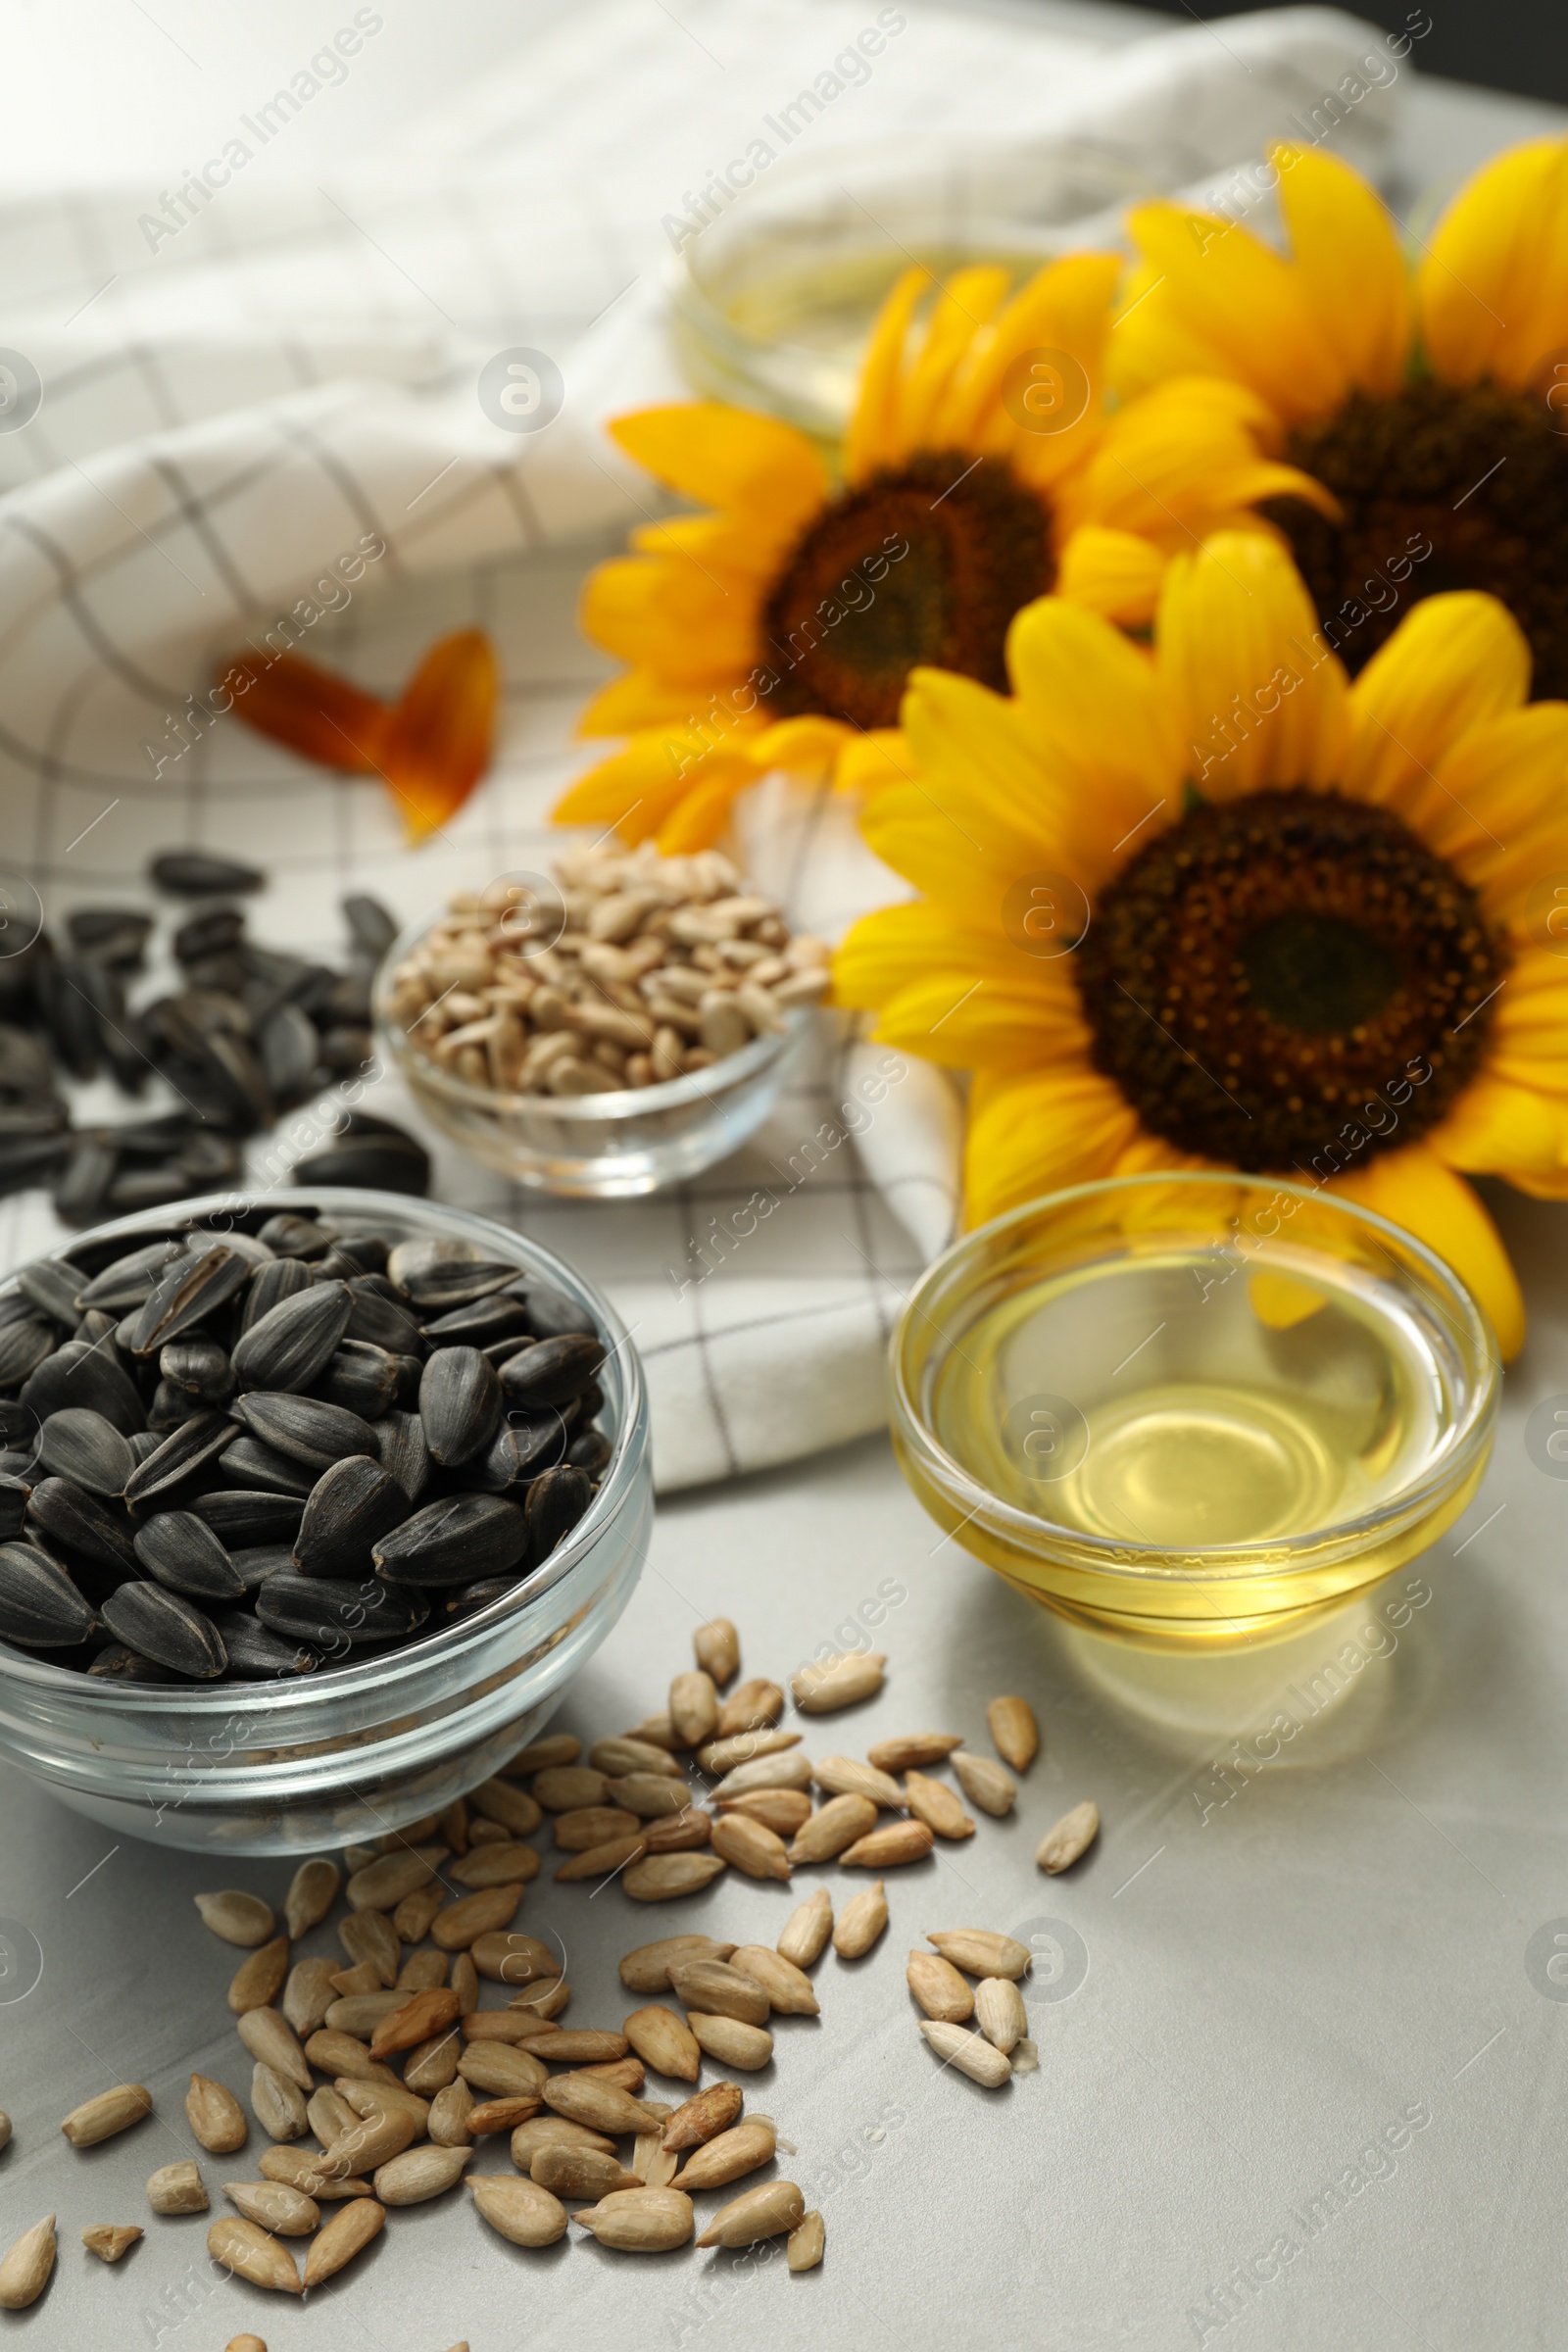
top-left (925, 1235), bottom-right (1474, 1639)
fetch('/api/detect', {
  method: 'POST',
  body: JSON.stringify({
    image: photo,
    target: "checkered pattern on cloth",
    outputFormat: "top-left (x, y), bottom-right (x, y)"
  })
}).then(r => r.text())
top-left (0, 0), bottom-right (1399, 1488)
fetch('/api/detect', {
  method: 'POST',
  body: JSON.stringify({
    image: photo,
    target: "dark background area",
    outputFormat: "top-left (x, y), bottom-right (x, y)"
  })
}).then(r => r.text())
top-left (1136, 0), bottom-right (1568, 107)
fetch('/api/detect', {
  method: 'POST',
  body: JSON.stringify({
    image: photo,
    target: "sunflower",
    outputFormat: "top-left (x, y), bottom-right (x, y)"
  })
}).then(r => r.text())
top-left (1112, 136), bottom-right (1568, 696)
top-left (835, 532), bottom-right (1568, 1358)
top-left (554, 257), bottom-right (1327, 852)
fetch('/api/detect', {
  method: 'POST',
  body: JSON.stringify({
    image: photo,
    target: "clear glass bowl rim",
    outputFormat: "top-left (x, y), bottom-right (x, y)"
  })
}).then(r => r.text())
top-left (889, 1170), bottom-right (1500, 1578)
top-left (372, 906), bottom-right (810, 1125)
top-left (0, 1184), bottom-right (649, 1712)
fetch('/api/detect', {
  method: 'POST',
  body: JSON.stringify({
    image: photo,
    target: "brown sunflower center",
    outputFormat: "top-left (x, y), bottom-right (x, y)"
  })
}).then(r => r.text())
top-left (760, 452), bottom-right (1053, 732)
top-left (1258, 379), bottom-right (1568, 695)
top-left (1071, 789), bottom-right (1506, 1173)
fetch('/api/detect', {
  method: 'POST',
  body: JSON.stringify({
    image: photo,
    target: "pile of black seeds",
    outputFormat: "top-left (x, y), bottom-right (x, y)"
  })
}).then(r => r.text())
top-left (0, 849), bottom-right (429, 1222)
top-left (0, 1203), bottom-right (612, 1683)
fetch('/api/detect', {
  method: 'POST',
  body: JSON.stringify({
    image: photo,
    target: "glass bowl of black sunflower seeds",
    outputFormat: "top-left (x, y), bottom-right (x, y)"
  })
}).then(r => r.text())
top-left (0, 1187), bottom-right (651, 1854)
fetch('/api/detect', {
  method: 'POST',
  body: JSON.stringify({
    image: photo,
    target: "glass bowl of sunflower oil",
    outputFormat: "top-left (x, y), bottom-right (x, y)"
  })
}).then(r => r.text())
top-left (666, 134), bottom-right (1157, 441)
top-left (889, 1174), bottom-right (1499, 1653)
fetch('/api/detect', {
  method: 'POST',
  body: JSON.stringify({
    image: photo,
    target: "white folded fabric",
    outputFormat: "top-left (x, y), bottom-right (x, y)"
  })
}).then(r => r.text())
top-left (0, 0), bottom-right (1404, 1487)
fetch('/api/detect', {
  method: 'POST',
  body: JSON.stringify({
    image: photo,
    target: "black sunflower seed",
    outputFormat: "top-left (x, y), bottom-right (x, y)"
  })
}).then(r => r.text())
top-left (343, 893), bottom-right (400, 961)
top-left (87, 1642), bottom-right (179, 1684)
top-left (212, 1610), bottom-right (318, 1678)
top-left (0, 1136), bottom-right (72, 1200)
top-left (230, 1392), bottom-right (378, 1471)
top-left (294, 1133), bottom-right (430, 1195)
top-left (416, 1346), bottom-right (502, 1470)
top-left (0, 1023), bottom-right (60, 1098)
top-left (69, 906), bottom-right (153, 967)
top-left (447, 1576), bottom-right (515, 1620)
top-left (255, 1570), bottom-right (429, 1646)
top-left (374, 1410), bottom-right (431, 1502)
top-left (173, 906), bottom-right (245, 964)
top-left (371, 1492), bottom-right (528, 1587)
top-left (189, 1490), bottom-right (305, 1546)
top-left (498, 1333), bottom-right (606, 1410)
top-left (230, 1279), bottom-right (352, 1395)
top-left (128, 1244), bottom-right (251, 1355)
top-left (0, 1541), bottom-right (97, 1646)
top-left (260, 1004), bottom-right (320, 1103)
top-left (421, 1296), bottom-right (534, 1348)
top-left (149, 850), bottom-right (265, 897)
top-left (239, 1254), bottom-right (314, 1332)
top-left (567, 1429), bottom-right (612, 1475)
top-left (15, 1258), bottom-right (86, 1327)
top-left (161, 1336), bottom-right (234, 1405)
top-left (0, 1474), bottom-right (30, 1540)
top-left (293, 1454), bottom-right (412, 1577)
top-left (344, 1279), bottom-right (423, 1355)
top-left (229, 1544), bottom-right (295, 1591)
top-left (149, 1378), bottom-right (204, 1433)
top-left (0, 1399), bottom-right (32, 1447)
top-left (220, 1436), bottom-right (318, 1497)
top-left (398, 1259), bottom-right (517, 1312)
top-left (525, 1464), bottom-right (595, 1563)
top-left (313, 1341), bottom-right (399, 1422)
top-left (470, 1410), bottom-right (569, 1493)
top-left (133, 1510), bottom-right (246, 1601)
top-left (0, 1314), bottom-right (57, 1386)
top-left (318, 1235), bottom-right (391, 1279)
top-left (74, 1240), bottom-right (176, 1311)
top-left (100, 1580), bottom-right (226, 1677)
top-left (22, 1335), bottom-right (145, 1435)
top-left (518, 1283), bottom-right (600, 1341)
top-left (122, 1410), bottom-right (238, 1508)
top-left (257, 1213), bottom-right (335, 1259)
top-left (126, 1431), bottom-right (164, 1466)
top-left (53, 1138), bottom-right (120, 1224)
top-left (38, 1408), bottom-right (135, 1498)
top-left (37, 960), bottom-right (105, 1079)
top-left (26, 1477), bottom-right (138, 1576)
top-left (0, 1104), bottom-right (69, 1140)
top-left (108, 1167), bottom-right (188, 1214)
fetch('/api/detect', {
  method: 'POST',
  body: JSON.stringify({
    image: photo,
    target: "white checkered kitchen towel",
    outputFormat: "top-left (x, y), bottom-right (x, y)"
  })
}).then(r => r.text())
top-left (0, 0), bottom-right (1403, 1486)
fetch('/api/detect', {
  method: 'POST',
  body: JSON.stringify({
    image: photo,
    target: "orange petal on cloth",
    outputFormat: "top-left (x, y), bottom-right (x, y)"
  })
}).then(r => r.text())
top-left (378, 629), bottom-right (501, 842)
top-left (222, 651), bottom-right (390, 772)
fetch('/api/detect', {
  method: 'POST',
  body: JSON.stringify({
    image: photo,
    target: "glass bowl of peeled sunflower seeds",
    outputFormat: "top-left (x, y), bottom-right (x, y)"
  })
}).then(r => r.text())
top-left (0, 1187), bottom-right (651, 1854)
top-left (374, 846), bottom-right (826, 1198)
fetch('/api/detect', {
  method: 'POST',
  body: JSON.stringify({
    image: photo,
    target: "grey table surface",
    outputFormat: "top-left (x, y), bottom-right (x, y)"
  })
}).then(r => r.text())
top-left (2, 12), bottom-right (1568, 2352)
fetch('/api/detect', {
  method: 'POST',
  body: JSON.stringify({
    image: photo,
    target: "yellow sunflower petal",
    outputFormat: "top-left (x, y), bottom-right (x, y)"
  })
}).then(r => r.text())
top-left (869, 971), bottom-right (1090, 1072)
top-left (580, 557), bottom-right (757, 680)
top-left (896, 267), bottom-right (1013, 448)
top-left (1417, 135), bottom-right (1568, 390)
top-left (836, 728), bottom-right (912, 796)
top-left (1154, 531), bottom-right (1348, 795)
top-left (1329, 1144), bottom-right (1524, 1359)
top-left (845, 267), bottom-right (930, 481)
top-left (892, 669), bottom-right (1092, 891)
top-left (1272, 143), bottom-right (1410, 396)
top-left (1340, 593), bottom-right (1531, 811)
top-left (964, 1065), bottom-right (1142, 1227)
top-left (834, 903), bottom-right (1015, 1004)
top-left (1064, 374), bottom-right (1338, 547)
top-left (1054, 526), bottom-right (1166, 626)
top-left (553, 734), bottom-right (755, 843)
top-left (1429, 1073), bottom-right (1568, 1176)
top-left (1004, 597), bottom-right (1178, 874)
top-left (611, 404), bottom-right (828, 528)
top-left (655, 762), bottom-right (759, 853)
top-left (1109, 262), bottom-right (1240, 402)
top-left (938, 253), bottom-right (1121, 451)
top-left (1121, 200), bottom-right (1348, 423)
top-left (577, 669), bottom-right (713, 736)
top-left (747, 715), bottom-right (854, 772)
top-left (1415, 708), bottom-right (1568, 911)
top-left (860, 777), bottom-right (1060, 918)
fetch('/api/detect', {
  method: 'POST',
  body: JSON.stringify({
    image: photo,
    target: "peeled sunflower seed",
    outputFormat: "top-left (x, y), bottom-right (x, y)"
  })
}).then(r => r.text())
top-left (102, 1581), bottom-right (226, 1677)
top-left (974, 1975), bottom-right (1029, 2053)
top-left (787, 1793), bottom-right (876, 1864)
top-left (0, 2216), bottom-right (56, 2310)
top-left (686, 2014), bottom-right (772, 2070)
top-left (80, 2224), bottom-right (141, 2264)
top-left (791, 1650), bottom-right (886, 1714)
top-left (694, 1616), bottom-right (739, 1686)
top-left (281, 1955), bottom-right (339, 2036)
top-left (906, 1950), bottom-right (975, 2024)
top-left (987, 1693), bottom-right (1040, 1772)
top-left (953, 1749), bottom-right (1017, 1818)
top-left (812, 1755), bottom-right (906, 1809)
top-left (339, 1909), bottom-right (401, 1984)
top-left (303, 2197), bottom-right (386, 2287)
top-left (777, 1886), bottom-right (834, 1969)
top-left (468, 2173), bottom-right (568, 2248)
top-left (905, 1770), bottom-right (975, 1841)
top-left (668, 1668), bottom-right (718, 1746)
top-left (717, 1788), bottom-right (810, 1837)
top-left (237, 2007), bottom-right (313, 2089)
top-left (622, 2005), bottom-right (701, 2083)
top-left (572, 2186), bottom-right (693, 2253)
top-left (671, 2117), bottom-right (776, 2191)
top-left (147, 2160), bottom-right (208, 2215)
top-left (61, 2083), bottom-right (152, 2147)
top-left (541, 2075), bottom-right (662, 2136)
top-left (374, 2145), bottom-right (474, 2205)
top-left (840, 1820), bottom-right (934, 1868)
top-left (284, 1856), bottom-right (340, 1939)
top-left (696, 2178), bottom-right (806, 2248)
top-left (230, 1279), bottom-right (353, 1394)
top-left (1036, 1798), bottom-right (1101, 1872)
top-left (714, 1676), bottom-right (784, 1737)
top-left (919, 2020), bottom-right (1012, 2088)
top-left (788, 2208), bottom-right (825, 2274)
top-left (532, 2145), bottom-right (641, 2199)
top-left (698, 1727), bottom-right (802, 1775)
top-left (432, 1886), bottom-right (526, 1950)
top-left (710, 1814), bottom-right (792, 1882)
top-left (185, 2079), bottom-right (246, 2154)
top-left (227, 1937), bottom-right (289, 2014)
top-left (0, 1542), bottom-right (96, 1646)
top-left (729, 1944), bottom-right (817, 2015)
top-left (469, 1777), bottom-right (542, 1836)
top-left (926, 1929), bottom-right (1031, 1981)
top-left (222, 2179), bottom-right (318, 2235)
top-left (710, 1751), bottom-right (812, 1802)
top-left (832, 1881), bottom-right (888, 1960)
top-left (346, 1843), bottom-right (447, 1912)
top-left (667, 1959), bottom-right (770, 2026)
top-left (623, 1852), bottom-right (727, 1901)
top-left (251, 2063), bottom-right (308, 2142)
top-left (195, 1889), bottom-right (275, 1947)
